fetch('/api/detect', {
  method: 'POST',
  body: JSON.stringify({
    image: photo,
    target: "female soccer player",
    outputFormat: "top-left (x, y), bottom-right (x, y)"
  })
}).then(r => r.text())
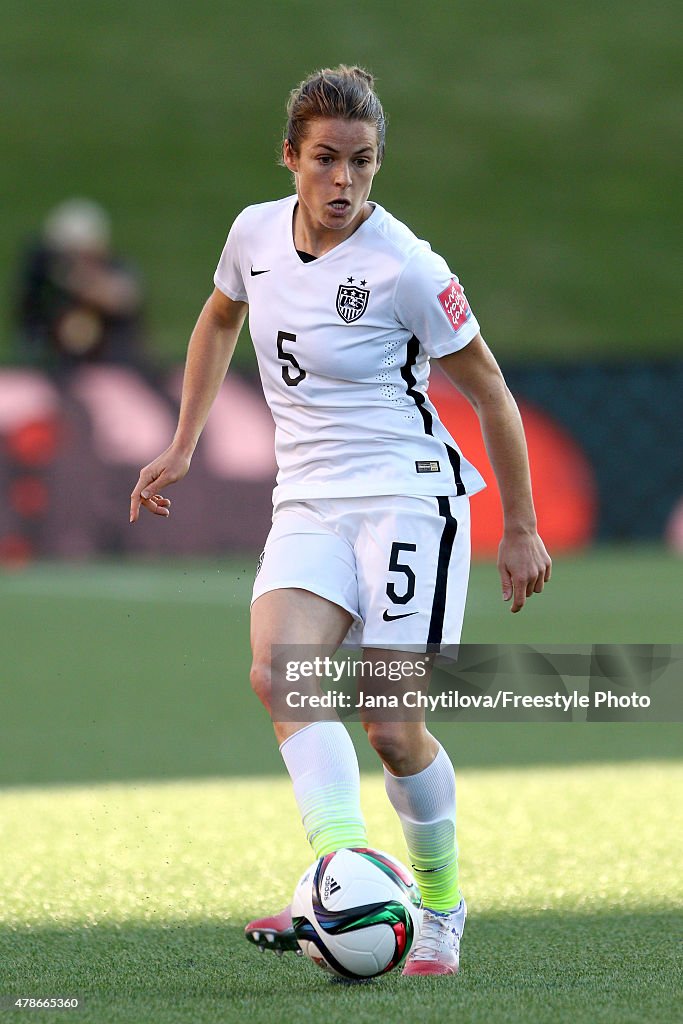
top-left (130, 66), bottom-right (551, 976)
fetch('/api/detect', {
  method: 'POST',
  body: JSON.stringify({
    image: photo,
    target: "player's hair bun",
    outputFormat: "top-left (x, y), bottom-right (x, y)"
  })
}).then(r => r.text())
top-left (345, 65), bottom-right (375, 89)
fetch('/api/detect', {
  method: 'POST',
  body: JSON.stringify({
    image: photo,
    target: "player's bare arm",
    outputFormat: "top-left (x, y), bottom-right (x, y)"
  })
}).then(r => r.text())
top-left (129, 288), bottom-right (247, 522)
top-left (436, 333), bottom-right (552, 612)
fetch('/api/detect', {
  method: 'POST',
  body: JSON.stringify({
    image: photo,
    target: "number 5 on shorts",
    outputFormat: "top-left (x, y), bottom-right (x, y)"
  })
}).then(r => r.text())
top-left (386, 542), bottom-right (417, 605)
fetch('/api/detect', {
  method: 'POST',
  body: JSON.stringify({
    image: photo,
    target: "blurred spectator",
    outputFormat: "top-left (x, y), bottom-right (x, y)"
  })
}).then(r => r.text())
top-left (14, 199), bottom-right (145, 370)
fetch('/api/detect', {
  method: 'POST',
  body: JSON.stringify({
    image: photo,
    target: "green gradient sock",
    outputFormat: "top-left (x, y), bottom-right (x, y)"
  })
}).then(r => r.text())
top-left (280, 722), bottom-right (368, 859)
top-left (384, 744), bottom-right (461, 912)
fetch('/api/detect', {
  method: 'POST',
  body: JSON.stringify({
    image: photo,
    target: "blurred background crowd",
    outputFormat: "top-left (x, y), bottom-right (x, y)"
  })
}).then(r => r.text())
top-left (1, 1), bottom-right (680, 567)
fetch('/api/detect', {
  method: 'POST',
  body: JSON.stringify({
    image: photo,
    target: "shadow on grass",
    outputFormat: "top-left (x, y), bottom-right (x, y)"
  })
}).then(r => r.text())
top-left (1, 909), bottom-right (681, 1024)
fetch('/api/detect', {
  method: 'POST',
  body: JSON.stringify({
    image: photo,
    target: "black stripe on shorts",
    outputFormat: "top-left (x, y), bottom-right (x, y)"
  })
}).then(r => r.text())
top-left (427, 496), bottom-right (459, 650)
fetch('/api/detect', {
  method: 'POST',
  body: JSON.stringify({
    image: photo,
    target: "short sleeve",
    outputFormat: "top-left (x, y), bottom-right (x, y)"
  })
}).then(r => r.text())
top-left (213, 214), bottom-right (248, 303)
top-left (394, 248), bottom-right (480, 358)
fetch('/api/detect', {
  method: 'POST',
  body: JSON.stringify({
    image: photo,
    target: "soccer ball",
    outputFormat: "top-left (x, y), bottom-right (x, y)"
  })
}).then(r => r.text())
top-left (291, 847), bottom-right (423, 979)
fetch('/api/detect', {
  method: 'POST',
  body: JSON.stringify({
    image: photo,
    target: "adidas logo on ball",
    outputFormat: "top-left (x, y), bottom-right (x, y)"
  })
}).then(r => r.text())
top-left (323, 875), bottom-right (341, 900)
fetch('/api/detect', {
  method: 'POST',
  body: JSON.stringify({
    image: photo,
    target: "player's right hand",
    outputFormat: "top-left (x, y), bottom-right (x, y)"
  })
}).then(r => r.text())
top-left (129, 445), bottom-right (192, 523)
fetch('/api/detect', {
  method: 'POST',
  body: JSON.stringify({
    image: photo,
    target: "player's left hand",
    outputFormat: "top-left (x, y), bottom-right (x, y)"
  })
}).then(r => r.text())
top-left (497, 531), bottom-right (552, 613)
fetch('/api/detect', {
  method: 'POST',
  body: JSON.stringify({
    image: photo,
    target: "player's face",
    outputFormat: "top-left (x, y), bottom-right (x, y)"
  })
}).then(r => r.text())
top-left (283, 117), bottom-right (380, 248)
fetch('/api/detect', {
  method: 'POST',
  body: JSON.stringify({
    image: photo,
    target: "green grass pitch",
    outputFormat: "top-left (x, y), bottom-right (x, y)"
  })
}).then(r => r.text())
top-left (1, 546), bottom-right (681, 1022)
top-left (1, 770), bottom-right (681, 1024)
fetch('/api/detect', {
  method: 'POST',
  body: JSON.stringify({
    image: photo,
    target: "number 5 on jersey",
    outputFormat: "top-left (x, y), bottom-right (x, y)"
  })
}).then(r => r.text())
top-left (277, 330), bottom-right (306, 387)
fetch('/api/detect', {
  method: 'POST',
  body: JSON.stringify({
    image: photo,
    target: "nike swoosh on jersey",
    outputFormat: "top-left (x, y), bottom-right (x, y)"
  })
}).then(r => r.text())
top-left (382, 610), bottom-right (419, 622)
top-left (250, 267), bottom-right (270, 276)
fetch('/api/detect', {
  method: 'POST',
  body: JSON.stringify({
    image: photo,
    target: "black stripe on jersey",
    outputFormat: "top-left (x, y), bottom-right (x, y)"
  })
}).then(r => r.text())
top-left (400, 336), bottom-right (466, 496)
top-left (427, 496), bottom-right (459, 649)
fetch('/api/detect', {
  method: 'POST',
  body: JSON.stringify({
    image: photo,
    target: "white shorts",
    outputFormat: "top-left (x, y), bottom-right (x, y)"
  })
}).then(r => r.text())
top-left (251, 495), bottom-right (471, 652)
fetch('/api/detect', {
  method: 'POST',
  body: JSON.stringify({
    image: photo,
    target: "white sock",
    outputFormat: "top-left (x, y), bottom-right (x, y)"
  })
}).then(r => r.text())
top-left (280, 721), bottom-right (368, 858)
top-left (384, 743), bottom-right (461, 911)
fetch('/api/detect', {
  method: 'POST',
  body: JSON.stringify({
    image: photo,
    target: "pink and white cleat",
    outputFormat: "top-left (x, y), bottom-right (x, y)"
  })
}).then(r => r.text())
top-left (402, 899), bottom-right (467, 976)
top-left (244, 905), bottom-right (302, 957)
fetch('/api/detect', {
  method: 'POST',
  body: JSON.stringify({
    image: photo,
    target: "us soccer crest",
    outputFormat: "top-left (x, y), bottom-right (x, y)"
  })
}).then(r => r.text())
top-left (336, 284), bottom-right (370, 323)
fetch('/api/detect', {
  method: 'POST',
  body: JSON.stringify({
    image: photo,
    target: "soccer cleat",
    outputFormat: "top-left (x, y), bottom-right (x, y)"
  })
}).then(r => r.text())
top-left (402, 898), bottom-right (467, 976)
top-left (244, 905), bottom-right (303, 956)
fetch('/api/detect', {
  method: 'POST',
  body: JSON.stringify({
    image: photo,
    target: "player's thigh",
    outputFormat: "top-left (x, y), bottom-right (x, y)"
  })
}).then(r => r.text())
top-left (251, 587), bottom-right (353, 655)
top-left (250, 499), bottom-right (358, 733)
top-left (355, 495), bottom-right (471, 653)
top-left (251, 587), bottom-right (354, 730)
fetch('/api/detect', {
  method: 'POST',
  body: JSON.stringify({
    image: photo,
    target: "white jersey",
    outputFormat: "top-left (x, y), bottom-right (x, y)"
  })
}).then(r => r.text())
top-left (214, 194), bottom-right (486, 506)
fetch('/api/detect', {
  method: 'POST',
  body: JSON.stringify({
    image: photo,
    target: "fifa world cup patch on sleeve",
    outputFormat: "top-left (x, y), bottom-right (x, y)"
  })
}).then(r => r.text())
top-left (437, 279), bottom-right (472, 332)
top-left (415, 460), bottom-right (441, 473)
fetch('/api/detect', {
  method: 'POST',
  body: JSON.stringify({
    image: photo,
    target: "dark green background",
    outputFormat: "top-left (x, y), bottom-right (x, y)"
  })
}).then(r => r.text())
top-left (3, 1), bottom-right (680, 368)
